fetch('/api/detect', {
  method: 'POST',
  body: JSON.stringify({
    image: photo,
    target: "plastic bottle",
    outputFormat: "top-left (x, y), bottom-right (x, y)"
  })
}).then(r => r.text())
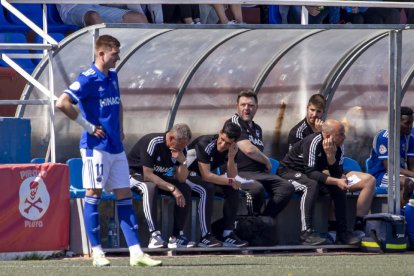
top-left (404, 199), bottom-right (414, 246)
top-left (107, 217), bottom-right (119, 248)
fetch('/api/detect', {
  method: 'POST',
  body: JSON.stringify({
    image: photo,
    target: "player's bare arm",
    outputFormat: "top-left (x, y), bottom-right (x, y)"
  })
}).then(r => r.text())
top-left (383, 159), bottom-right (414, 178)
top-left (56, 93), bottom-right (105, 139)
top-left (237, 139), bottom-right (272, 171)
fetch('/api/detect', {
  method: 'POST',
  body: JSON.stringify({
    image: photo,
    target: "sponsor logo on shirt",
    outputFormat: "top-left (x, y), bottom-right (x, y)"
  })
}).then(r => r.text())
top-left (153, 165), bottom-right (171, 173)
top-left (100, 96), bottom-right (120, 108)
top-left (248, 135), bottom-right (264, 147)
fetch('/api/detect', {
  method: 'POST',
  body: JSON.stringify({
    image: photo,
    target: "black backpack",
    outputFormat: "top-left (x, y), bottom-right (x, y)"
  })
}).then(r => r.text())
top-left (212, 215), bottom-right (277, 246)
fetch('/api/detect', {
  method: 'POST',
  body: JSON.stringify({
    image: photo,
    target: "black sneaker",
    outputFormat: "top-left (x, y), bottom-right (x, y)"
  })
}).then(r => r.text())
top-left (336, 231), bottom-right (362, 245)
top-left (148, 230), bottom-right (167, 248)
top-left (300, 229), bottom-right (327, 245)
top-left (221, 232), bottom-right (248, 248)
top-left (167, 234), bottom-right (196, 248)
top-left (199, 233), bottom-right (222, 248)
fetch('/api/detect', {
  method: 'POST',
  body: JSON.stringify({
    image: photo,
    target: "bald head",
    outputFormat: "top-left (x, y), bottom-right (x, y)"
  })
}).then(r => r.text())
top-left (322, 119), bottom-right (342, 134)
top-left (322, 119), bottom-right (346, 146)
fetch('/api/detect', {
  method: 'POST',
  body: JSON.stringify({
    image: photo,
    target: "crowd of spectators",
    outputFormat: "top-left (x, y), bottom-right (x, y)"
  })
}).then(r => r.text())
top-left (0, 4), bottom-right (413, 41)
top-left (43, 4), bottom-right (414, 29)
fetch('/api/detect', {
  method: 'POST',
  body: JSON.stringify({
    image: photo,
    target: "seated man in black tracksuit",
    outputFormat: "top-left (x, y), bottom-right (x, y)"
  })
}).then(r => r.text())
top-left (226, 90), bottom-right (295, 218)
top-left (280, 119), bottom-right (361, 245)
top-left (128, 123), bottom-right (194, 249)
top-left (186, 121), bottom-right (248, 248)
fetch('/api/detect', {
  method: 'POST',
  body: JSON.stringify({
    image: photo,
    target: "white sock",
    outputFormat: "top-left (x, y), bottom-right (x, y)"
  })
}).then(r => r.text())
top-left (129, 244), bottom-right (144, 258)
top-left (92, 245), bottom-right (104, 256)
top-left (223, 230), bottom-right (233, 237)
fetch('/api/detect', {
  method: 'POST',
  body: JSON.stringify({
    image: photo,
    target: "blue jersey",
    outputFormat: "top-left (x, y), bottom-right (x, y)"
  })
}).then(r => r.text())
top-left (367, 129), bottom-right (414, 178)
top-left (64, 63), bottom-right (123, 154)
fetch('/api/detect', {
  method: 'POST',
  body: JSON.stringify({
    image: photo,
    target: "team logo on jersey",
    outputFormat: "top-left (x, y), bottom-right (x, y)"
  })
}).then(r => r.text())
top-left (157, 156), bottom-right (161, 162)
top-left (98, 86), bottom-right (105, 92)
top-left (19, 176), bottom-right (50, 221)
top-left (256, 130), bottom-right (260, 137)
top-left (69, 81), bottom-right (80, 91)
top-left (295, 173), bottom-right (302, 178)
top-left (379, 144), bottom-right (387, 154)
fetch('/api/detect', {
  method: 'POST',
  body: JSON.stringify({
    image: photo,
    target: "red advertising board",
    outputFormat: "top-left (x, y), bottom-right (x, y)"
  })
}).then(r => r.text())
top-left (0, 163), bottom-right (70, 252)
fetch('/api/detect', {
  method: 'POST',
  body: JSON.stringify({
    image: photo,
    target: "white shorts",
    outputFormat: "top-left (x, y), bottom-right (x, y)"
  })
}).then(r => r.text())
top-left (80, 148), bottom-right (129, 191)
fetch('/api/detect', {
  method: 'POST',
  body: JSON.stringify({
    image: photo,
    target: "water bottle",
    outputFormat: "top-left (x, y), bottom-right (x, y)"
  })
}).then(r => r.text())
top-left (405, 199), bottom-right (414, 246)
top-left (107, 217), bottom-right (119, 248)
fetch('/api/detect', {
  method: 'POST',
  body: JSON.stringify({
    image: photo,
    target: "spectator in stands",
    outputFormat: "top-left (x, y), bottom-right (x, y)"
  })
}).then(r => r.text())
top-left (284, 94), bottom-right (375, 243)
top-left (200, 4), bottom-right (219, 24)
top-left (109, 4), bottom-right (163, 23)
top-left (340, 5), bottom-right (400, 24)
top-left (162, 4), bottom-right (201, 24)
top-left (279, 5), bottom-right (302, 24)
top-left (280, 119), bottom-right (362, 245)
top-left (367, 106), bottom-right (414, 209)
top-left (186, 121), bottom-right (248, 248)
top-left (128, 123), bottom-right (196, 249)
top-left (55, 35), bottom-right (161, 267)
top-left (56, 4), bottom-right (148, 27)
top-left (405, 8), bottom-right (414, 24)
top-left (226, 90), bottom-right (295, 217)
top-left (213, 4), bottom-right (244, 24)
top-left (361, 6), bottom-right (400, 24)
top-left (340, 6), bottom-right (366, 24)
top-left (306, 6), bottom-right (340, 24)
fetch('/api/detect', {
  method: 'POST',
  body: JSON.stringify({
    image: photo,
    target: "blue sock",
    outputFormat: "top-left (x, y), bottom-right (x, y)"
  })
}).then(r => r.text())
top-left (117, 197), bottom-right (140, 246)
top-left (84, 196), bottom-right (101, 247)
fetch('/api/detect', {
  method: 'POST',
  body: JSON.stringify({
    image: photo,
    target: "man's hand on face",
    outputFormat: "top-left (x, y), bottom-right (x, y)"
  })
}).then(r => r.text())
top-left (171, 149), bottom-right (186, 164)
top-left (323, 136), bottom-right (337, 157)
top-left (315, 119), bottom-right (324, 132)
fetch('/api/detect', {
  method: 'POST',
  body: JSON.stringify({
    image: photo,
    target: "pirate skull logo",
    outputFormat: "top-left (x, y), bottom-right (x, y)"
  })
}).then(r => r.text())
top-left (19, 176), bottom-right (50, 220)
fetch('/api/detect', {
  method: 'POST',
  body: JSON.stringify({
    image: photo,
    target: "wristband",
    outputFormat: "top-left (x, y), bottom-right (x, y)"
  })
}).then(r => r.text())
top-left (228, 178), bottom-right (235, 186)
top-left (171, 186), bottom-right (176, 193)
top-left (75, 113), bottom-right (95, 134)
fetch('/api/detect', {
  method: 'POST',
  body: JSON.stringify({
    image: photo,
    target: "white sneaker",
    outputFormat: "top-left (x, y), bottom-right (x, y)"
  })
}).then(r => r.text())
top-left (92, 252), bottom-right (110, 267)
top-left (226, 20), bottom-right (238, 25)
top-left (148, 230), bottom-right (167, 248)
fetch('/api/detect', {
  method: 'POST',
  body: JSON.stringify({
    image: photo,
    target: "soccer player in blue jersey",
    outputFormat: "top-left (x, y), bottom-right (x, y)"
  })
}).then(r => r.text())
top-left (367, 106), bottom-right (414, 209)
top-left (56, 35), bottom-right (161, 267)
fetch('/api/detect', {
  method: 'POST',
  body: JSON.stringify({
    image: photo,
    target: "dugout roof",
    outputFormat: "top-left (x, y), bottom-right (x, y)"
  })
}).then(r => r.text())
top-left (17, 24), bottom-right (414, 163)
